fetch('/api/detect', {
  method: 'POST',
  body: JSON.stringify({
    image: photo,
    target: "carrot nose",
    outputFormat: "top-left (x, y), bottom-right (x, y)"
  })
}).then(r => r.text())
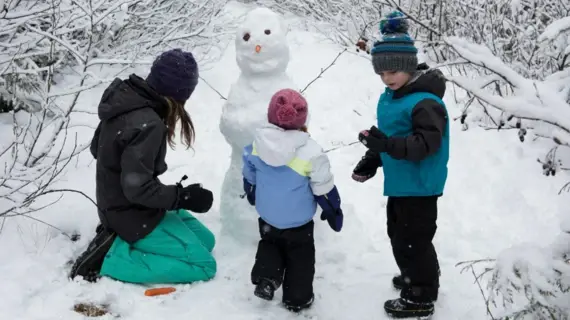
top-left (255, 45), bottom-right (261, 53)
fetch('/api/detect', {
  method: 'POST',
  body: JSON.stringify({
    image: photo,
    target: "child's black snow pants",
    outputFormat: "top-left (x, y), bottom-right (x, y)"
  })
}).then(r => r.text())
top-left (251, 218), bottom-right (315, 307)
top-left (387, 196), bottom-right (440, 302)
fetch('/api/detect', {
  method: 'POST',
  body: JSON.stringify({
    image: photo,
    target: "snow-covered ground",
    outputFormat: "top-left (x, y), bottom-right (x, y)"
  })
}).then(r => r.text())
top-left (0, 2), bottom-right (567, 319)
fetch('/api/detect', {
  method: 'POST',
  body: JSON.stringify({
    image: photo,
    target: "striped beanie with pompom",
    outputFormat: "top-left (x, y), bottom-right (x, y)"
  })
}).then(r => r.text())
top-left (371, 11), bottom-right (418, 74)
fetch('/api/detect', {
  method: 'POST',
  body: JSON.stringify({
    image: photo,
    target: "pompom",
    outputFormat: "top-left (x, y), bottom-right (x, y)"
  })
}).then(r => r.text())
top-left (277, 105), bottom-right (297, 123)
top-left (379, 11), bottom-right (409, 35)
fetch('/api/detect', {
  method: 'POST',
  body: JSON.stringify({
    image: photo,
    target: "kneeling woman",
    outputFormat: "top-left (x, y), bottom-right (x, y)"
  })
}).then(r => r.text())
top-left (70, 49), bottom-right (216, 284)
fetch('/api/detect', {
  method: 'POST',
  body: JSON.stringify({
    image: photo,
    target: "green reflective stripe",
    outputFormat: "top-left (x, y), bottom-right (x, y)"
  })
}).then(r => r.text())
top-left (287, 157), bottom-right (311, 177)
top-left (251, 143), bottom-right (311, 176)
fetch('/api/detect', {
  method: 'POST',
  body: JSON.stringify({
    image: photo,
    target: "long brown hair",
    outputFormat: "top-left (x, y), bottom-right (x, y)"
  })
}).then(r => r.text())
top-left (164, 97), bottom-right (195, 149)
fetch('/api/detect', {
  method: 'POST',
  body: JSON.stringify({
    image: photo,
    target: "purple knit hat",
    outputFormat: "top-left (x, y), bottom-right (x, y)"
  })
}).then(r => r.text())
top-left (146, 49), bottom-right (199, 102)
top-left (268, 89), bottom-right (308, 130)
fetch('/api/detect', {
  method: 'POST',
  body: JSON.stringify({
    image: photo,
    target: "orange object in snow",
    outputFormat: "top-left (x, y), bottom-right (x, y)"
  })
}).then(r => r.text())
top-left (144, 287), bottom-right (176, 296)
top-left (255, 45), bottom-right (261, 53)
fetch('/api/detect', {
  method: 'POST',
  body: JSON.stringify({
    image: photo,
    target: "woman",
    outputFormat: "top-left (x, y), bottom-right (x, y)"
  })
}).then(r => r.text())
top-left (69, 49), bottom-right (216, 284)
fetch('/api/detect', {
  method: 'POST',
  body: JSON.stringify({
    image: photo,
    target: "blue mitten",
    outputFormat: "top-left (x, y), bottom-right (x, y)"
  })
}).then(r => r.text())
top-left (243, 178), bottom-right (256, 206)
top-left (315, 186), bottom-right (343, 232)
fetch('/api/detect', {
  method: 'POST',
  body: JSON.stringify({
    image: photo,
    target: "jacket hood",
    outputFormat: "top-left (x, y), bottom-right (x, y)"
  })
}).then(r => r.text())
top-left (393, 67), bottom-right (446, 99)
top-left (254, 124), bottom-right (310, 167)
top-left (97, 74), bottom-right (169, 121)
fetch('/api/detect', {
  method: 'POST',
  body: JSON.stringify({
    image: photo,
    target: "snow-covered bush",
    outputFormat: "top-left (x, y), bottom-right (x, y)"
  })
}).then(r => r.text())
top-left (109, 0), bottom-right (230, 62)
top-left (443, 14), bottom-right (569, 175)
top-left (444, 0), bottom-right (568, 78)
top-left (437, 1), bottom-right (569, 134)
top-left (458, 228), bottom-right (570, 319)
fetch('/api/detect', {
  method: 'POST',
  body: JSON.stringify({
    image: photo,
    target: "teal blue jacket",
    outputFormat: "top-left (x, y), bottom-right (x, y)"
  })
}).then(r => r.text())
top-left (376, 69), bottom-right (449, 197)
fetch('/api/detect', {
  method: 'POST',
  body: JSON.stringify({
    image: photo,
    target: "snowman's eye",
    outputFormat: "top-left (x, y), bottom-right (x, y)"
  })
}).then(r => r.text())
top-left (243, 33), bottom-right (250, 41)
top-left (264, 29), bottom-right (271, 35)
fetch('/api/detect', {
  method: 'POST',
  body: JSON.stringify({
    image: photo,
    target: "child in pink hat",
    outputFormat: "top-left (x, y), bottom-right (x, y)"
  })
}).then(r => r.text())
top-left (241, 88), bottom-right (343, 312)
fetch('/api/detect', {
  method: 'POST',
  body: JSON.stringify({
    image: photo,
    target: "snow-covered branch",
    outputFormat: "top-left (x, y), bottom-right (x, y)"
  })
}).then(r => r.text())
top-left (110, 0), bottom-right (230, 58)
top-left (539, 16), bottom-right (570, 42)
top-left (445, 36), bottom-right (570, 140)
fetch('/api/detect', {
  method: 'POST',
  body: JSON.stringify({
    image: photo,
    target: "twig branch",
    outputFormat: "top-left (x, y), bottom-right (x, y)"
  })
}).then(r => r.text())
top-left (23, 188), bottom-right (98, 209)
top-left (324, 141), bottom-right (359, 153)
top-left (470, 265), bottom-right (496, 320)
top-left (300, 48), bottom-right (348, 94)
top-left (456, 259), bottom-right (497, 319)
top-left (16, 213), bottom-right (73, 240)
top-left (199, 75), bottom-right (226, 100)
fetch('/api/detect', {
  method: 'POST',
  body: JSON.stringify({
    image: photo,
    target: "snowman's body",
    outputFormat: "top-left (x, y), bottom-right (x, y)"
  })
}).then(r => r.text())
top-left (219, 8), bottom-right (297, 243)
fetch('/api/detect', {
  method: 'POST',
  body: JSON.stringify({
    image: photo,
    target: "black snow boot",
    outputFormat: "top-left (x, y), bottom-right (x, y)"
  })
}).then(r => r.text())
top-left (384, 298), bottom-right (434, 319)
top-left (392, 275), bottom-right (407, 290)
top-left (254, 279), bottom-right (275, 301)
top-left (284, 294), bottom-right (314, 313)
top-left (69, 225), bottom-right (116, 282)
top-left (393, 268), bottom-right (441, 297)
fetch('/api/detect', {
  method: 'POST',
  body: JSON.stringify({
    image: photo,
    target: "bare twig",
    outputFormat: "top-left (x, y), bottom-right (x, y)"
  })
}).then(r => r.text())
top-left (23, 188), bottom-right (98, 209)
top-left (300, 48), bottom-right (348, 94)
top-left (199, 75), bottom-right (227, 100)
top-left (456, 259), bottom-right (497, 319)
top-left (17, 213), bottom-right (73, 240)
top-left (470, 265), bottom-right (496, 320)
top-left (324, 141), bottom-right (359, 153)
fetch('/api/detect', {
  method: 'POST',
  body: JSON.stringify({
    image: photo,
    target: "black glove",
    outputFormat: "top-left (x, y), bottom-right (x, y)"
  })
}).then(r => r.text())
top-left (352, 149), bottom-right (382, 182)
top-left (176, 183), bottom-right (213, 213)
top-left (243, 178), bottom-right (256, 206)
top-left (358, 125), bottom-right (389, 153)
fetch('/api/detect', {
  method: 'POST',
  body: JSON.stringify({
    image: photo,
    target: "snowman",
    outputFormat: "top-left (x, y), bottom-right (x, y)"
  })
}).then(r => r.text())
top-left (219, 7), bottom-right (299, 244)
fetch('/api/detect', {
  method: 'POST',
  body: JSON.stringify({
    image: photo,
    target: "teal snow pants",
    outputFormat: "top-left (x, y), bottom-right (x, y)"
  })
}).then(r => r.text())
top-left (100, 209), bottom-right (216, 284)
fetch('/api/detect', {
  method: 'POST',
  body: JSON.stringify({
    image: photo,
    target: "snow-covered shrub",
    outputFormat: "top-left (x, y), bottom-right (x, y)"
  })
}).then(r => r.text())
top-left (0, 0), bottom-right (228, 114)
top-left (489, 241), bottom-right (570, 319)
top-left (443, 14), bottom-right (570, 175)
top-left (109, 0), bottom-right (230, 62)
top-left (459, 230), bottom-right (570, 320)
top-left (437, 1), bottom-right (569, 134)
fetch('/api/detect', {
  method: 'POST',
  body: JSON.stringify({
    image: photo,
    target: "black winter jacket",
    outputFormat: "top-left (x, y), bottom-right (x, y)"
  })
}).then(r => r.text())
top-left (90, 74), bottom-right (178, 244)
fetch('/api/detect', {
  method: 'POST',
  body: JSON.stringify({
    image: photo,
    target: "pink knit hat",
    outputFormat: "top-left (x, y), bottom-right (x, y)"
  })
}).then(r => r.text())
top-left (267, 89), bottom-right (308, 130)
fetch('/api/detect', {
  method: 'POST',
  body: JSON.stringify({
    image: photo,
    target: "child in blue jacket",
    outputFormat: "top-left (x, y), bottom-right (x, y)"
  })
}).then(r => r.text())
top-left (353, 11), bottom-right (449, 319)
top-left (242, 88), bottom-right (343, 312)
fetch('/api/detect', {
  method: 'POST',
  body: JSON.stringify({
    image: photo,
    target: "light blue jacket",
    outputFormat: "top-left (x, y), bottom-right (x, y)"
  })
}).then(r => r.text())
top-left (242, 124), bottom-right (335, 229)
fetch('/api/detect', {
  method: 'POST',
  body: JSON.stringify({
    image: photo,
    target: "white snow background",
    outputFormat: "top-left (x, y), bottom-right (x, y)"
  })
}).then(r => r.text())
top-left (0, 2), bottom-right (567, 319)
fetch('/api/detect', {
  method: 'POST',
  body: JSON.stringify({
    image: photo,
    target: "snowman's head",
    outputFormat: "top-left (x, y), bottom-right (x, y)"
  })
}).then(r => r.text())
top-left (235, 8), bottom-right (290, 76)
